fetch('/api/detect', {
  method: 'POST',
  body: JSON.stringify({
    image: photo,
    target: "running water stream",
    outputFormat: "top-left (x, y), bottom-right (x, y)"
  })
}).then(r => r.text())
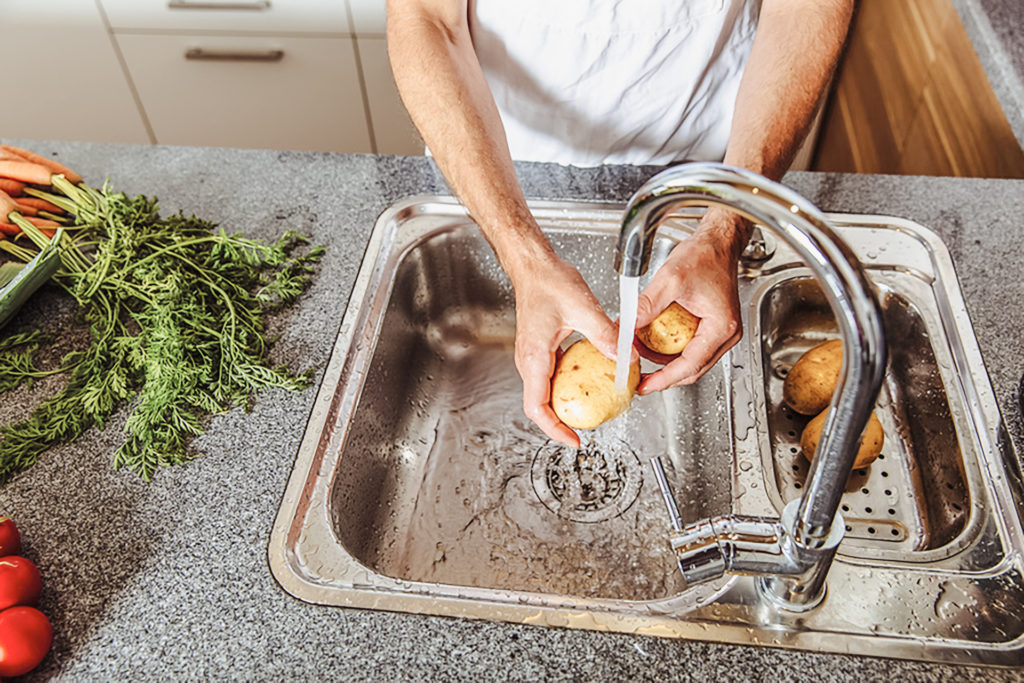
top-left (614, 275), bottom-right (640, 394)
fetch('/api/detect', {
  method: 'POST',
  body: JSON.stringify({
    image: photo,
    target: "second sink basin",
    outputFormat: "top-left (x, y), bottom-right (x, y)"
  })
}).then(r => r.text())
top-left (270, 197), bottom-right (1024, 667)
top-left (758, 276), bottom-right (976, 558)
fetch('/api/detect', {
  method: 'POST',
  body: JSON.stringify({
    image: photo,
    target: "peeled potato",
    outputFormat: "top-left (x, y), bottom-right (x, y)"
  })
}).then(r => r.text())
top-left (551, 339), bottom-right (640, 430)
top-left (801, 410), bottom-right (885, 469)
top-left (637, 302), bottom-right (699, 355)
top-left (783, 339), bottom-right (843, 415)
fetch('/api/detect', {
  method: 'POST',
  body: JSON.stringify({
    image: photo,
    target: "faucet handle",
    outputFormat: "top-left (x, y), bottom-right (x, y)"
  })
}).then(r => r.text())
top-left (650, 456), bottom-right (685, 532)
top-left (741, 225), bottom-right (776, 264)
top-left (650, 456), bottom-right (694, 582)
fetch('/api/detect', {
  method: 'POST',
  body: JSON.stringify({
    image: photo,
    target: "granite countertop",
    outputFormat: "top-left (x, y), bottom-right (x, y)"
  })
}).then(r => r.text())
top-left (1, 140), bottom-right (1023, 681)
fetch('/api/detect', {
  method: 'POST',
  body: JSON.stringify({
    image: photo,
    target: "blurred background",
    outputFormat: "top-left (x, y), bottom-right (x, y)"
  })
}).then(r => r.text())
top-left (3, 0), bottom-right (1022, 177)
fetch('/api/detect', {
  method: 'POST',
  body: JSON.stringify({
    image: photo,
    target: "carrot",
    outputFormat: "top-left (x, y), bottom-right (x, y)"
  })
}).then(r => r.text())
top-left (0, 200), bottom-right (61, 238)
top-left (15, 197), bottom-right (63, 214)
top-left (20, 216), bottom-right (59, 228)
top-left (0, 145), bottom-right (82, 184)
top-left (0, 222), bottom-right (58, 239)
top-left (13, 202), bottom-right (37, 217)
top-left (0, 160), bottom-right (51, 185)
top-left (0, 179), bottom-right (24, 196)
top-left (0, 190), bottom-right (20, 218)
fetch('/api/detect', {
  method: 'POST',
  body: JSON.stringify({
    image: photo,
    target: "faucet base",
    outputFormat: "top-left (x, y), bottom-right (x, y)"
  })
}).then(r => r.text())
top-left (756, 501), bottom-right (846, 612)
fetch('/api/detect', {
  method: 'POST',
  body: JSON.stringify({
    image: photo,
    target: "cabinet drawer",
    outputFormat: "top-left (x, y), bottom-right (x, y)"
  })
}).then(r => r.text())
top-left (116, 34), bottom-right (371, 152)
top-left (101, 0), bottom-right (348, 34)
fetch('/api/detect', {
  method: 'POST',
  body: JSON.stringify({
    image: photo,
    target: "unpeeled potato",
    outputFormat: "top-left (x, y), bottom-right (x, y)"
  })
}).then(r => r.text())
top-left (801, 409), bottom-right (885, 469)
top-left (636, 302), bottom-right (699, 356)
top-left (783, 339), bottom-right (843, 415)
top-left (551, 339), bottom-right (640, 430)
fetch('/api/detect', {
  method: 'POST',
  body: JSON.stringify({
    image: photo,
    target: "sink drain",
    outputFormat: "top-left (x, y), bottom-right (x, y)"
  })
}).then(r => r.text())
top-left (530, 440), bottom-right (643, 523)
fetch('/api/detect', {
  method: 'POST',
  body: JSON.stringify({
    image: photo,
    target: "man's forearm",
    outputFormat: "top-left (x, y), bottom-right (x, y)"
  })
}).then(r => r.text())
top-left (386, 1), bottom-right (556, 282)
top-left (725, 0), bottom-right (854, 179)
top-left (715, 0), bottom-right (854, 249)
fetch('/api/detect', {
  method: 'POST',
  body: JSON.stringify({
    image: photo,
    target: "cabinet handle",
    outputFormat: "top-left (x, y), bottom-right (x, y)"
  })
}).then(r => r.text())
top-left (168, 0), bottom-right (271, 10)
top-left (185, 48), bottom-right (284, 62)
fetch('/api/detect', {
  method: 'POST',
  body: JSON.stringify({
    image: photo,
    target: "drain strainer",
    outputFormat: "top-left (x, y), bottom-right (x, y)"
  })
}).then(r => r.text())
top-left (530, 440), bottom-right (643, 523)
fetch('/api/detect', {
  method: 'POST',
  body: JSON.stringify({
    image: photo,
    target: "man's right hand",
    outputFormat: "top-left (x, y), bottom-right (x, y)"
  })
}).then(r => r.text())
top-left (388, 2), bottom-right (629, 448)
top-left (509, 251), bottom-right (622, 449)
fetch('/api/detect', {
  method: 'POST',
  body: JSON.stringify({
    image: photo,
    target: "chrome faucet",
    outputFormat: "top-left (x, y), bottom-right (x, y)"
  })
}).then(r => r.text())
top-left (616, 162), bottom-right (888, 611)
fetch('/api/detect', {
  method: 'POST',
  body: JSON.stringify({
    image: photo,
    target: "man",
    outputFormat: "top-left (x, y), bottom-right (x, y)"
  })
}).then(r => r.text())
top-left (387, 0), bottom-right (854, 448)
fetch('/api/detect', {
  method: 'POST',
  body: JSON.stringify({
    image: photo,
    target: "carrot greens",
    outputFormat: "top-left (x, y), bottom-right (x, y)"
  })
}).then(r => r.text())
top-left (0, 176), bottom-right (324, 482)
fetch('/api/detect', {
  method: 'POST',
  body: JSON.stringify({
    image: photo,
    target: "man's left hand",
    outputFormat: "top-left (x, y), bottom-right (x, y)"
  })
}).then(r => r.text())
top-left (633, 209), bottom-right (747, 394)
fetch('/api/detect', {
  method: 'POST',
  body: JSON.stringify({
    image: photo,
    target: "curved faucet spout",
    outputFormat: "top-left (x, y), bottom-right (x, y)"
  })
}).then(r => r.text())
top-left (623, 162), bottom-right (887, 610)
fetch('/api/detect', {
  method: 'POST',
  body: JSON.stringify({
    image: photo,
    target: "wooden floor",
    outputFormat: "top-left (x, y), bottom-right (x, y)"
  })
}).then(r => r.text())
top-left (812, 0), bottom-right (1024, 178)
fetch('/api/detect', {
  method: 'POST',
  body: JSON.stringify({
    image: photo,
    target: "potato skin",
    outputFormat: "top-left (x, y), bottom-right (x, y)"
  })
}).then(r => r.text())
top-left (801, 410), bottom-right (885, 469)
top-left (551, 339), bottom-right (640, 430)
top-left (783, 339), bottom-right (843, 415)
top-left (636, 302), bottom-right (699, 356)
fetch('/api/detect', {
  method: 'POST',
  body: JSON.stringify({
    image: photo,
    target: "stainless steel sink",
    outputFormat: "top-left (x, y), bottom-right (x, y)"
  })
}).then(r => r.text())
top-left (270, 197), bottom-right (1024, 666)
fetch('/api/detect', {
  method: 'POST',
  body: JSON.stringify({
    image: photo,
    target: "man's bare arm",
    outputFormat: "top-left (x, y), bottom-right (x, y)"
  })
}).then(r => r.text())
top-left (725, 0), bottom-right (855, 179)
top-left (387, 0), bottom-right (540, 266)
top-left (636, 0), bottom-right (854, 394)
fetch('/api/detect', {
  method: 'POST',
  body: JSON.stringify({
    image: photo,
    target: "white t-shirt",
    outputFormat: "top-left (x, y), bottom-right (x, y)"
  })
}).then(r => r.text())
top-left (469, 0), bottom-right (761, 166)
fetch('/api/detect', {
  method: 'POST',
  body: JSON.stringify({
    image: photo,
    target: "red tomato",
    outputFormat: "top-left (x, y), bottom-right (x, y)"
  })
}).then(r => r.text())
top-left (0, 557), bottom-right (41, 610)
top-left (0, 517), bottom-right (19, 557)
top-left (0, 606), bottom-right (52, 677)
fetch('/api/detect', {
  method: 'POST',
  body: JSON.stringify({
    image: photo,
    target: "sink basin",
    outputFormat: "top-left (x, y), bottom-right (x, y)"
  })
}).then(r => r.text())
top-left (270, 197), bottom-right (1024, 666)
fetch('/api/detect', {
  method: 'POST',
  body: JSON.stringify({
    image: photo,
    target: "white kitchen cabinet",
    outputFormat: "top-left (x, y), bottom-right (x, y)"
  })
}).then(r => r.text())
top-left (357, 37), bottom-right (423, 156)
top-left (100, 0), bottom-right (349, 34)
top-left (115, 33), bottom-right (372, 152)
top-left (0, 0), bottom-right (149, 144)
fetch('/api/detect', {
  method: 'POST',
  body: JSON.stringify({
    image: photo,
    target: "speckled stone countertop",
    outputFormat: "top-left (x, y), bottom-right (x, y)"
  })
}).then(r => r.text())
top-left (1, 140), bottom-right (1023, 681)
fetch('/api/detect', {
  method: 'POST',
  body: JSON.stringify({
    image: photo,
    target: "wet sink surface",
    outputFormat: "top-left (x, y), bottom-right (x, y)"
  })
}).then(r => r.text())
top-left (329, 223), bottom-right (731, 602)
top-left (270, 197), bottom-right (1024, 666)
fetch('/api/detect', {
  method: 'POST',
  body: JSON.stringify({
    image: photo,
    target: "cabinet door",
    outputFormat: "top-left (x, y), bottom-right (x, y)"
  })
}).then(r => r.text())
top-left (100, 0), bottom-right (348, 34)
top-left (115, 34), bottom-right (371, 152)
top-left (349, 1), bottom-right (423, 155)
top-left (358, 37), bottom-right (423, 156)
top-left (0, 0), bottom-right (149, 144)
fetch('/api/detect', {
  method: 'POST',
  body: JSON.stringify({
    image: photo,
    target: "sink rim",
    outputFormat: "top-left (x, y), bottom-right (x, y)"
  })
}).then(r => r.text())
top-left (269, 195), bottom-right (1024, 667)
top-left (269, 195), bottom-right (736, 612)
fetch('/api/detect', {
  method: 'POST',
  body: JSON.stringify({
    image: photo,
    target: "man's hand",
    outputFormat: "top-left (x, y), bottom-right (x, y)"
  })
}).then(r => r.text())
top-left (634, 208), bottom-right (747, 394)
top-left (510, 252), bottom-right (621, 449)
